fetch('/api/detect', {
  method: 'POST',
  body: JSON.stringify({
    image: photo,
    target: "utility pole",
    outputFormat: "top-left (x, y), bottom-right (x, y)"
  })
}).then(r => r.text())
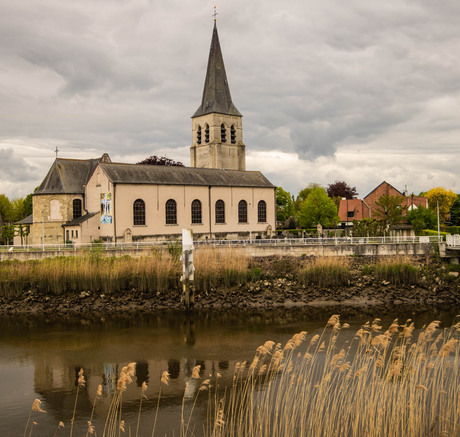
top-left (437, 201), bottom-right (441, 241)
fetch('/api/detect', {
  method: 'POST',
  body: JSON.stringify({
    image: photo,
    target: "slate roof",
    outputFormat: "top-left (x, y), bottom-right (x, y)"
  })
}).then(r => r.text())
top-left (100, 163), bottom-right (275, 188)
top-left (18, 214), bottom-right (33, 225)
top-left (63, 212), bottom-right (99, 227)
top-left (193, 23), bottom-right (241, 118)
top-left (35, 155), bottom-right (110, 195)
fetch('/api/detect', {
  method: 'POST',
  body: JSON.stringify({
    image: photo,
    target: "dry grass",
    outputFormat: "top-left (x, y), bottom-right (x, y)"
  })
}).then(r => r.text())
top-left (363, 257), bottom-right (419, 285)
top-left (298, 257), bottom-right (351, 287)
top-left (211, 316), bottom-right (460, 437)
top-left (31, 316), bottom-right (459, 436)
top-left (0, 248), bottom-right (252, 296)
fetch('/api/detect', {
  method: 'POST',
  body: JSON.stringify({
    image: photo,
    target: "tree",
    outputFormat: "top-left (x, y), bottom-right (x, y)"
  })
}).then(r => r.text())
top-left (298, 187), bottom-right (339, 229)
top-left (23, 193), bottom-right (33, 218)
top-left (426, 187), bottom-right (457, 223)
top-left (407, 206), bottom-right (438, 235)
top-left (276, 187), bottom-right (295, 223)
top-left (0, 194), bottom-right (12, 226)
top-left (10, 198), bottom-right (25, 222)
top-left (374, 195), bottom-right (407, 226)
top-left (137, 155), bottom-right (184, 166)
top-left (450, 195), bottom-right (460, 226)
top-left (327, 181), bottom-right (358, 199)
top-left (295, 183), bottom-right (323, 212)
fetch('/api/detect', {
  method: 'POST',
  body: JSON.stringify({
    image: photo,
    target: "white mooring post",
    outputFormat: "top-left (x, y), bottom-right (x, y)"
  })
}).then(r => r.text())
top-left (181, 229), bottom-right (195, 311)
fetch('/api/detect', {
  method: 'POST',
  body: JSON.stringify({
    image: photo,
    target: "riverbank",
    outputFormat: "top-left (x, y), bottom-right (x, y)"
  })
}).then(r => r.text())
top-left (0, 254), bottom-right (459, 316)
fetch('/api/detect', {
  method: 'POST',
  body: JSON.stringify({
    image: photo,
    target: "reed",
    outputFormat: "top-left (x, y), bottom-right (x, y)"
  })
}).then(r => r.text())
top-left (363, 257), bottom-right (419, 285)
top-left (0, 248), bottom-right (252, 296)
top-left (210, 316), bottom-right (460, 437)
top-left (298, 257), bottom-right (351, 287)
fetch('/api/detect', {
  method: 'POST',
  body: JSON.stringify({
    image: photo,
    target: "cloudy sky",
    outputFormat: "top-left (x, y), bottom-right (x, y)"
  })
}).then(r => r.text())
top-left (1, 0), bottom-right (459, 199)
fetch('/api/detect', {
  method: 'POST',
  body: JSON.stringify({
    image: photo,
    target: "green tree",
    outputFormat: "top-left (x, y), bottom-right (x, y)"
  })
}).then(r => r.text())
top-left (10, 198), bottom-right (25, 222)
top-left (0, 194), bottom-right (12, 225)
top-left (374, 195), bottom-right (407, 226)
top-left (426, 187), bottom-right (457, 223)
top-left (407, 206), bottom-right (438, 235)
top-left (276, 187), bottom-right (295, 222)
top-left (295, 183), bottom-right (322, 212)
top-left (450, 195), bottom-right (460, 226)
top-left (23, 193), bottom-right (33, 218)
top-left (298, 187), bottom-right (339, 228)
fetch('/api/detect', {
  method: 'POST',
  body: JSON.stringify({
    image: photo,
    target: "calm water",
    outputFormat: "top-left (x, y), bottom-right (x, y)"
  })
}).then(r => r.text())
top-left (1, 306), bottom-right (459, 436)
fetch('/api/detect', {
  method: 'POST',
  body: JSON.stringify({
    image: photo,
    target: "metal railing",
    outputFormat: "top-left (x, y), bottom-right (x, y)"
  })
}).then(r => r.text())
top-left (0, 235), bottom-right (444, 253)
top-left (446, 234), bottom-right (460, 247)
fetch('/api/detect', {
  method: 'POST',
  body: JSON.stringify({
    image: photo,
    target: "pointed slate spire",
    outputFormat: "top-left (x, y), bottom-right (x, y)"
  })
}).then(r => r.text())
top-left (193, 23), bottom-right (241, 118)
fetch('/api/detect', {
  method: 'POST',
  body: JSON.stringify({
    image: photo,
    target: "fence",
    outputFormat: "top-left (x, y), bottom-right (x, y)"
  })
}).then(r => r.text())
top-left (0, 235), bottom-right (444, 253)
top-left (446, 234), bottom-right (460, 247)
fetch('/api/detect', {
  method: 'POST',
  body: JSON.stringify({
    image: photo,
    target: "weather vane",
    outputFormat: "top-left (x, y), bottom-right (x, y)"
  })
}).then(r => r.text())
top-left (213, 5), bottom-right (218, 21)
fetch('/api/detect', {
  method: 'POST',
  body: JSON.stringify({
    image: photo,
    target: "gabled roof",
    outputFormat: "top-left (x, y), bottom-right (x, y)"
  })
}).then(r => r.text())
top-left (18, 214), bottom-right (33, 225)
top-left (100, 163), bottom-right (275, 188)
top-left (35, 154), bottom-right (110, 195)
top-left (63, 212), bottom-right (99, 227)
top-left (363, 181), bottom-right (404, 200)
top-left (192, 23), bottom-right (241, 118)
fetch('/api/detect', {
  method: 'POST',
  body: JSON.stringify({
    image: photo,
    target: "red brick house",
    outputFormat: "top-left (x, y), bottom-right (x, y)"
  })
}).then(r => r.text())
top-left (338, 181), bottom-right (428, 227)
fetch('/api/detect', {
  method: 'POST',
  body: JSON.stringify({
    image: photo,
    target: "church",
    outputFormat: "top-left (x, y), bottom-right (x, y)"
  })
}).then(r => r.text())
top-left (24, 22), bottom-right (276, 245)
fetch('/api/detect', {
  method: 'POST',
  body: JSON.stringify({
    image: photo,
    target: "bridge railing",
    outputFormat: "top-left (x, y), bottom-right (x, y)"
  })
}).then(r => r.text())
top-left (0, 235), bottom-right (444, 253)
top-left (446, 234), bottom-right (460, 247)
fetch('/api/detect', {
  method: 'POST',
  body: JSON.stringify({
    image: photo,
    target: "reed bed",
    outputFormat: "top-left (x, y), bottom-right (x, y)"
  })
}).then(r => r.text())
top-left (193, 248), bottom-right (251, 293)
top-left (298, 257), bottom-right (351, 287)
top-left (0, 248), bottom-right (253, 296)
top-left (26, 316), bottom-right (459, 436)
top-left (363, 257), bottom-right (419, 285)
top-left (213, 315), bottom-right (460, 437)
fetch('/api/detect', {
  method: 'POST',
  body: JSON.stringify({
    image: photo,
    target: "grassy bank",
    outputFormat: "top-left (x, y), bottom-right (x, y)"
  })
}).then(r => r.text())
top-left (0, 248), bottom-right (254, 297)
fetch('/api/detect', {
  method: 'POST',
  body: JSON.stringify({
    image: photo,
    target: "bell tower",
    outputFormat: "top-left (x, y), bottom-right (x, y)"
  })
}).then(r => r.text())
top-left (191, 22), bottom-right (245, 171)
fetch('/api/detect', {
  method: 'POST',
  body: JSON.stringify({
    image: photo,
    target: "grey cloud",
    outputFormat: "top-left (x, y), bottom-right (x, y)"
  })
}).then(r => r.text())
top-left (0, 148), bottom-right (40, 183)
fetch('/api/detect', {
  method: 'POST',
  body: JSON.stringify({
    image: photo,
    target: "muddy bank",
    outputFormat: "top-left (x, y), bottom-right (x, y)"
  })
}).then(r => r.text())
top-left (0, 256), bottom-right (459, 316)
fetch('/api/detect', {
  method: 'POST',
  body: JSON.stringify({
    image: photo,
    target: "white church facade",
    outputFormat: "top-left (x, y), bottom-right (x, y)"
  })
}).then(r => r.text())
top-left (24, 23), bottom-right (276, 245)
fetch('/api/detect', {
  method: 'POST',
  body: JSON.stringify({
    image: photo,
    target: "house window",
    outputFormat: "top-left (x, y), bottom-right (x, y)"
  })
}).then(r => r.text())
top-left (231, 125), bottom-right (236, 144)
top-left (221, 124), bottom-right (226, 142)
top-left (215, 200), bottom-right (225, 224)
top-left (238, 200), bottom-right (248, 223)
top-left (166, 199), bottom-right (177, 225)
top-left (73, 199), bottom-right (82, 219)
top-left (258, 200), bottom-right (267, 223)
top-left (133, 199), bottom-right (146, 225)
top-left (347, 211), bottom-right (354, 218)
top-left (191, 199), bottom-right (202, 224)
top-left (205, 124), bottom-right (209, 143)
top-left (66, 230), bottom-right (69, 241)
top-left (197, 126), bottom-right (202, 144)
top-left (76, 230), bottom-right (79, 238)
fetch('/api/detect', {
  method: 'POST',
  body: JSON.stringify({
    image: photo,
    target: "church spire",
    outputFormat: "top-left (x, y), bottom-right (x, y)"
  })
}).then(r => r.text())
top-left (192, 22), bottom-right (241, 118)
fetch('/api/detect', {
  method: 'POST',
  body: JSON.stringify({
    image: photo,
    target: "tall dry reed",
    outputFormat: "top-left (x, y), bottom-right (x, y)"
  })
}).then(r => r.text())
top-left (298, 257), bottom-right (351, 287)
top-left (363, 257), bottom-right (419, 285)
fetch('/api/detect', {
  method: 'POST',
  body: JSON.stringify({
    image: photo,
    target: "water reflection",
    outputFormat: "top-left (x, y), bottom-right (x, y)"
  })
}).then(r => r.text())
top-left (1, 306), bottom-right (459, 435)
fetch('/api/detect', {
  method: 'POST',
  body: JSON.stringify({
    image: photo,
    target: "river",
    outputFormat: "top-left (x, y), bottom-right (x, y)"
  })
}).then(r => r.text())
top-left (1, 306), bottom-right (459, 436)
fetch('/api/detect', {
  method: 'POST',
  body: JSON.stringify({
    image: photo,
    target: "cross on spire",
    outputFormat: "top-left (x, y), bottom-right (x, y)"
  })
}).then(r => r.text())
top-left (55, 146), bottom-right (59, 158)
top-left (213, 5), bottom-right (218, 21)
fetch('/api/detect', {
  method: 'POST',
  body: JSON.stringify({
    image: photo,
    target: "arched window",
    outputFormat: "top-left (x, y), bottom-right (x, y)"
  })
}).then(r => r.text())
top-left (197, 125), bottom-right (202, 144)
top-left (191, 199), bottom-right (202, 224)
top-left (215, 200), bottom-right (225, 224)
top-left (166, 199), bottom-right (177, 225)
top-left (133, 199), bottom-right (145, 225)
top-left (258, 200), bottom-right (267, 223)
top-left (238, 200), bottom-right (248, 223)
top-left (73, 199), bottom-right (82, 219)
top-left (205, 124), bottom-right (210, 143)
top-left (221, 123), bottom-right (226, 143)
top-left (231, 125), bottom-right (236, 144)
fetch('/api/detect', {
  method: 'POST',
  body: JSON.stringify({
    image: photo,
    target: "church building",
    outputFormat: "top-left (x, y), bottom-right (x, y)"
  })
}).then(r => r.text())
top-left (24, 22), bottom-right (276, 245)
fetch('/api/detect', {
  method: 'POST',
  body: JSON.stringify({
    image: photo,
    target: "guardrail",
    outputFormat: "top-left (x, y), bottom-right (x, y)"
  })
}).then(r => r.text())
top-left (446, 234), bottom-right (460, 247)
top-left (0, 235), bottom-right (444, 253)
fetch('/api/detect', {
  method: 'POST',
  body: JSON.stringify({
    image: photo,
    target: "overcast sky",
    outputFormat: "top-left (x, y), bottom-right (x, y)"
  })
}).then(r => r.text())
top-left (1, 0), bottom-right (459, 199)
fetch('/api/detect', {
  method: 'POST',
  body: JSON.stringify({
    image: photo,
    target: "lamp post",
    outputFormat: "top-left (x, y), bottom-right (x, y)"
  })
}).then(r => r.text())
top-left (437, 201), bottom-right (440, 242)
top-left (42, 210), bottom-right (45, 251)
